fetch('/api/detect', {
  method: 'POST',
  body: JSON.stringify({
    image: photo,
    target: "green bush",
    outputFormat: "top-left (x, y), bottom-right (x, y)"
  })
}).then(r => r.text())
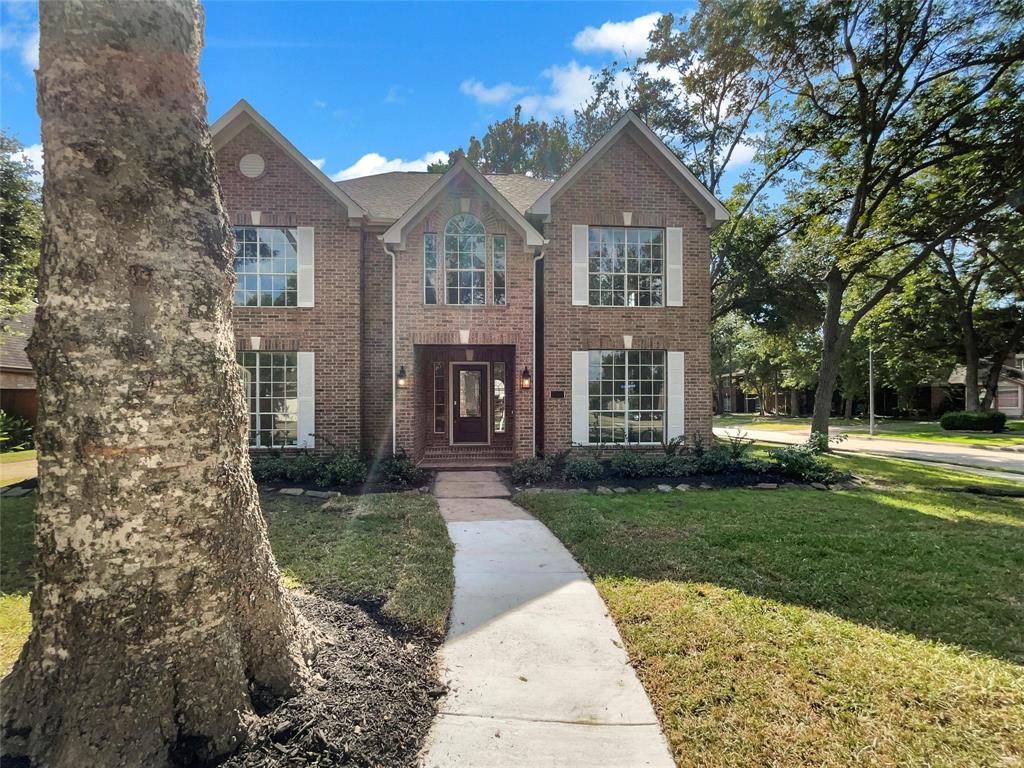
top-left (940, 410), bottom-right (1007, 432)
top-left (666, 455), bottom-right (698, 477)
top-left (695, 445), bottom-right (733, 474)
top-left (319, 450), bottom-right (368, 487)
top-left (375, 449), bottom-right (427, 487)
top-left (0, 410), bottom-right (33, 453)
top-left (510, 457), bottom-right (552, 486)
top-left (768, 445), bottom-right (848, 484)
top-left (564, 455), bottom-right (603, 483)
top-left (286, 452), bottom-right (323, 484)
top-left (609, 450), bottom-right (645, 478)
top-left (250, 455), bottom-right (291, 484)
top-left (737, 456), bottom-right (773, 474)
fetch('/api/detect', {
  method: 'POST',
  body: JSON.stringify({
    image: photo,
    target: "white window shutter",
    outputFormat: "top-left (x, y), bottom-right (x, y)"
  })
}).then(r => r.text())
top-left (571, 225), bottom-right (589, 306)
top-left (572, 351), bottom-right (590, 444)
top-left (297, 351), bottom-right (315, 449)
top-left (666, 351), bottom-right (685, 440)
top-left (666, 227), bottom-right (683, 307)
top-left (296, 226), bottom-right (315, 307)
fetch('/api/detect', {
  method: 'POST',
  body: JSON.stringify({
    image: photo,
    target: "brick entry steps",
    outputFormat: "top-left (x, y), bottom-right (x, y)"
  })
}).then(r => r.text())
top-left (420, 471), bottom-right (675, 768)
top-left (419, 447), bottom-right (515, 469)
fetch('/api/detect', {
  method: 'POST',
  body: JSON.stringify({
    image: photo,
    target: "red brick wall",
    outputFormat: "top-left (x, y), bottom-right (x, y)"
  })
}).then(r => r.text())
top-left (216, 124), bottom-right (363, 452)
top-left (541, 132), bottom-right (714, 453)
top-left (360, 231), bottom-right (394, 456)
top-left (391, 174), bottom-right (537, 460)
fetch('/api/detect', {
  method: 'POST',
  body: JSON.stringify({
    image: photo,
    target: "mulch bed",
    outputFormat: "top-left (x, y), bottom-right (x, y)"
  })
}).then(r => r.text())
top-left (222, 591), bottom-right (444, 768)
top-left (508, 468), bottom-right (810, 492)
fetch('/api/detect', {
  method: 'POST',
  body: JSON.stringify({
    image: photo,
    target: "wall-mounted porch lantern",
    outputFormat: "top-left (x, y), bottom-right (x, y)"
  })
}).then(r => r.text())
top-left (520, 366), bottom-right (532, 390)
top-left (396, 365), bottom-right (408, 389)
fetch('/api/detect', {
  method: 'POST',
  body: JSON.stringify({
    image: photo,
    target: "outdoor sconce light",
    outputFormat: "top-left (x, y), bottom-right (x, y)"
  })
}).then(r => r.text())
top-left (520, 366), bottom-right (532, 390)
top-left (396, 365), bottom-right (408, 389)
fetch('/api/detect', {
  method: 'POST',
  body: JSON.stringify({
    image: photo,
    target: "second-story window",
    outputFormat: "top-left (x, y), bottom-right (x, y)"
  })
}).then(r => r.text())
top-left (233, 226), bottom-right (298, 307)
top-left (588, 226), bottom-right (664, 307)
top-left (424, 233), bottom-right (438, 304)
top-left (492, 234), bottom-right (507, 305)
top-left (444, 213), bottom-right (486, 305)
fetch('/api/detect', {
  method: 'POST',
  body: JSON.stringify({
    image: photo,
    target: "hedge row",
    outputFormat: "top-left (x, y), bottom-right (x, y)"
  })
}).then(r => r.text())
top-left (939, 410), bottom-right (1007, 432)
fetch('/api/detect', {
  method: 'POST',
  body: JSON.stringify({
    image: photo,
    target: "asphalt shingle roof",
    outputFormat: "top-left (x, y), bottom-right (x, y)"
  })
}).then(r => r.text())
top-left (335, 171), bottom-right (552, 222)
top-left (1, 311), bottom-right (33, 371)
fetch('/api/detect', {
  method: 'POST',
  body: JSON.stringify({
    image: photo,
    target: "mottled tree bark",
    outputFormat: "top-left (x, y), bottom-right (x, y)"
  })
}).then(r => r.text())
top-left (1, 2), bottom-right (316, 765)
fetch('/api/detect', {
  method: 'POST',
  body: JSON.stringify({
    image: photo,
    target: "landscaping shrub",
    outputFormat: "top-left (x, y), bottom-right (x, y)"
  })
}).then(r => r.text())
top-left (250, 454), bottom-right (291, 484)
top-left (510, 457), bottom-right (552, 486)
top-left (374, 449), bottom-right (427, 487)
top-left (543, 447), bottom-right (571, 475)
top-left (720, 430), bottom-right (753, 460)
top-left (609, 449), bottom-right (646, 478)
top-left (319, 450), bottom-right (368, 487)
top-left (0, 410), bottom-right (33, 453)
top-left (768, 445), bottom-right (848, 484)
top-left (737, 456), bottom-right (773, 474)
top-left (663, 435), bottom-right (686, 456)
top-left (940, 410), bottom-right (1007, 432)
top-left (286, 452), bottom-right (323, 484)
top-left (666, 455), bottom-right (698, 476)
top-left (694, 445), bottom-right (733, 474)
top-left (564, 455), bottom-right (603, 483)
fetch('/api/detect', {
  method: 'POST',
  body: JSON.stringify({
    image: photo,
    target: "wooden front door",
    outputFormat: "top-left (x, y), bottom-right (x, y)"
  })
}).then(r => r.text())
top-left (452, 363), bottom-right (489, 444)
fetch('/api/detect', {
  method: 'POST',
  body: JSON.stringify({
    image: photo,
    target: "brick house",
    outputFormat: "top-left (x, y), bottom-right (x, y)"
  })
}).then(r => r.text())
top-left (211, 101), bottom-right (727, 467)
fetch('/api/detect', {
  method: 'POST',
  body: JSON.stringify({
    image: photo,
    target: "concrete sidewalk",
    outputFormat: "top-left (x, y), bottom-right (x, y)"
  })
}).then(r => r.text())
top-left (421, 471), bottom-right (674, 768)
top-left (715, 427), bottom-right (1024, 484)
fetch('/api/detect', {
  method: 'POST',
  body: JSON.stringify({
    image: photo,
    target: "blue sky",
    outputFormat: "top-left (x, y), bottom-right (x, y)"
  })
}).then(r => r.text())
top-left (2, 1), bottom-right (702, 181)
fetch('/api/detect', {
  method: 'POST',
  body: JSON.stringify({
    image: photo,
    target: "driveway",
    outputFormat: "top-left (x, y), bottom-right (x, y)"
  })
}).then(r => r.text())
top-left (715, 427), bottom-right (1024, 483)
top-left (0, 456), bottom-right (37, 488)
top-left (420, 470), bottom-right (674, 768)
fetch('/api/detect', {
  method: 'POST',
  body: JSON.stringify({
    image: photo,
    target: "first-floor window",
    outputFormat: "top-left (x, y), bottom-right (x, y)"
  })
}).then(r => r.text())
top-left (237, 351), bottom-right (298, 448)
top-left (588, 350), bottom-right (665, 444)
top-left (433, 362), bottom-right (446, 433)
top-left (493, 362), bottom-right (506, 433)
top-left (492, 234), bottom-right (507, 305)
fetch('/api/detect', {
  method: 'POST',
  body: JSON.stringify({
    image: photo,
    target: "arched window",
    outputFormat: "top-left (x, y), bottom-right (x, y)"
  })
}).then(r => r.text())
top-left (444, 213), bottom-right (486, 305)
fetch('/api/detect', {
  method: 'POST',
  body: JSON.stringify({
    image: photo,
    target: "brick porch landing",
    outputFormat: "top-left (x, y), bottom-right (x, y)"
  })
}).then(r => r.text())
top-left (418, 445), bottom-right (515, 469)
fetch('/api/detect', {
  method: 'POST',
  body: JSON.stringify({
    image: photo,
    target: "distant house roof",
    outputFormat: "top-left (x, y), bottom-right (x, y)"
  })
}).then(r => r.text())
top-left (1, 311), bottom-right (34, 372)
top-left (336, 171), bottom-right (552, 223)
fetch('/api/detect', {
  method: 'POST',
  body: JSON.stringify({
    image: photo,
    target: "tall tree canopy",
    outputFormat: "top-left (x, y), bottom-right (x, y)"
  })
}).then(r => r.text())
top-left (0, 132), bottom-right (41, 330)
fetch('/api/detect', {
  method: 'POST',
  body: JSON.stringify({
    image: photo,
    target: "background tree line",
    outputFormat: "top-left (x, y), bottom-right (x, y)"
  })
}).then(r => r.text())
top-left (439, 0), bottom-right (1024, 429)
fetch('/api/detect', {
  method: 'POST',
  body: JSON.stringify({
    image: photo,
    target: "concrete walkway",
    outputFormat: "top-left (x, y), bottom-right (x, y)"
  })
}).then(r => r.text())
top-left (420, 471), bottom-right (674, 768)
top-left (715, 427), bottom-right (1024, 484)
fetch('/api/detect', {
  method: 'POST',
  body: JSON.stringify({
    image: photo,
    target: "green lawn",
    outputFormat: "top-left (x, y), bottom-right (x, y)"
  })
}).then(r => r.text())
top-left (516, 455), bottom-right (1024, 768)
top-left (0, 491), bottom-right (454, 676)
top-left (715, 414), bottom-right (1024, 446)
top-left (0, 450), bottom-right (36, 464)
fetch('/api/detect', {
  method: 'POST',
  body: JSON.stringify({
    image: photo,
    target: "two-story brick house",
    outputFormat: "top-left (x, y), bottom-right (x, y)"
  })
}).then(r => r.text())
top-left (211, 100), bottom-right (727, 467)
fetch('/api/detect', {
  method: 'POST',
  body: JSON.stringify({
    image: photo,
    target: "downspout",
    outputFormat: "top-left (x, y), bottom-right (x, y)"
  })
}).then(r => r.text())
top-left (532, 248), bottom-right (544, 456)
top-left (381, 238), bottom-right (398, 455)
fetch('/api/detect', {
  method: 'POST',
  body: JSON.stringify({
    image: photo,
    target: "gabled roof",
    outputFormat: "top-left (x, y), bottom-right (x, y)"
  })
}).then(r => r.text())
top-left (1, 310), bottom-right (34, 372)
top-left (337, 172), bottom-right (552, 223)
top-left (382, 157), bottom-right (546, 250)
top-left (210, 100), bottom-right (366, 219)
top-left (528, 111), bottom-right (730, 229)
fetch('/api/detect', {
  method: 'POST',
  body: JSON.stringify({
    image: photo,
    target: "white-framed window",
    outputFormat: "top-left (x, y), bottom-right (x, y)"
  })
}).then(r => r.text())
top-left (588, 227), bottom-right (664, 307)
top-left (492, 234), bottom-right (507, 305)
top-left (237, 351), bottom-right (298, 448)
top-left (444, 213), bottom-right (486, 305)
top-left (424, 233), bottom-right (438, 305)
top-left (587, 350), bottom-right (665, 444)
top-left (233, 227), bottom-right (298, 307)
top-left (493, 361), bottom-right (507, 433)
top-left (996, 387), bottom-right (1019, 409)
top-left (433, 362), bottom-right (446, 433)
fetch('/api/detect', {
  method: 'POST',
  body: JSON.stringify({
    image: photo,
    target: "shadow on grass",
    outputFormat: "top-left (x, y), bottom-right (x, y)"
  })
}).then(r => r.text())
top-left (519, 484), bottom-right (1024, 664)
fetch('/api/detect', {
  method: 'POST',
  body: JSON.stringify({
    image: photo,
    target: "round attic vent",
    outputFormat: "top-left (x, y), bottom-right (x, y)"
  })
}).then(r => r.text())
top-left (239, 153), bottom-right (265, 179)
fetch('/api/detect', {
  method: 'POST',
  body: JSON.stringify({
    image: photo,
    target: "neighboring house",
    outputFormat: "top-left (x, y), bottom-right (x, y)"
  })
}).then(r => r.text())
top-left (994, 354), bottom-right (1024, 417)
top-left (0, 311), bottom-right (37, 424)
top-left (208, 100), bottom-right (725, 466)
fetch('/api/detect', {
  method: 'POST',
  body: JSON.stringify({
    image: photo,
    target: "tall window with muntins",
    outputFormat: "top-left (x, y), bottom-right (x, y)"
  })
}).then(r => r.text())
top-left (233, 227), bottom-right (298, 307)
top-left (424, 233), bottom-right (438, 304)
top-left (444, 213), bottom-right (486, 305)
top-left (588, 227), bottom-right (664, 307)
top-left (433, 362), bottom-right (446, 433)
top-left (493, 362), bottom-right (506, 433)
top-left (237, 351), bottom-right (298, 448)
top-left (492, 234), bottom-right (507, 305)
top-left (588, 350), bottom-right (665, 444)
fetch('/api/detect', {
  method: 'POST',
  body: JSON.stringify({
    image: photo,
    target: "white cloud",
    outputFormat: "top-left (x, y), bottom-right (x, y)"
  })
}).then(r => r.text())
top-left (309, 157), bottom-right (326, 170)
top-left (312, 99), bottom-right (327, 109)
top-left (724, 140), bottom-right (758, 170)
top-left (21, 29), bottom-right (38, 70)
top-left (572, 12), bottom-right (661, 57)
top-left (329, 150), bottom-right (449, 181)
top-left (518, 61), bottom-right (596, 120)
top-left (13, 143), bottom-right (43, 179)
top-left (459, 79), bottom-right (527, 105)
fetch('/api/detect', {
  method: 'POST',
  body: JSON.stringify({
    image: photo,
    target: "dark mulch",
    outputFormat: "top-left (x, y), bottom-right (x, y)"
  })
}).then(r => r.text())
top-left (222, 591), bottom-right (444, 768)
top-left (508, 468), bottom-right (803, 492)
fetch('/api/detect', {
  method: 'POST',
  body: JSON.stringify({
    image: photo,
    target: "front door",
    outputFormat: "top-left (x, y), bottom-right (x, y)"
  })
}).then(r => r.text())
top-left (452, 363), bottom-right (489, 444)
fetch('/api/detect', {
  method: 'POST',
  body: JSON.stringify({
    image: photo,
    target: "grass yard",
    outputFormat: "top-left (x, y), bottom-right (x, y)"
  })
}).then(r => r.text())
top-left (0, 490), bottom-right (454, 676)
top-left (517, 455), bottom-right (1024, 767)
top-left (715, 415), bottom-right (1024, 447)
top-left (0, 450), bottom-right (36, 465)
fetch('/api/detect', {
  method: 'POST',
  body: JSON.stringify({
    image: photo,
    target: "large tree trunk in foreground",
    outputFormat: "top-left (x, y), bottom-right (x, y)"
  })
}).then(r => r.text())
top-left (2, 2), bottom-right (316, 765)
top-left (810, 271), bottom-right (846, 435)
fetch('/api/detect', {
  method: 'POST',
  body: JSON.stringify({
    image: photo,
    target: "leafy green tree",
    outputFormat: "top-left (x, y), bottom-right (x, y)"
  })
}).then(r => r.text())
top-left (0, 132), bottom-right (42, 330)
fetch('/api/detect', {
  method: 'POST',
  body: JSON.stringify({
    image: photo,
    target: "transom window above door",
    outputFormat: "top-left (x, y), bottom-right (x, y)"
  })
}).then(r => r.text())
top-left (588, 227), bottom-right (664, 307)
top-left (444, 213), bottom-right (486, 305)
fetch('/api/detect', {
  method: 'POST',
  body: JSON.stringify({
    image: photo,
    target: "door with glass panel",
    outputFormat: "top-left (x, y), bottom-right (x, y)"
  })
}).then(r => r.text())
top-left (451, 364), bottom-right (489, 444)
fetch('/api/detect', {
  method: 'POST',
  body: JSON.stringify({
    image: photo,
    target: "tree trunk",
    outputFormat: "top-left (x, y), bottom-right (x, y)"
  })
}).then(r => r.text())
top-left (811, 270), bottom-right (845, 434)
top-left (844, 396), bottom-right (854, 419)
top-left (960, 312), bottom-right (981, 411)
top-left (790, 387), bottom-right (800, 417)
top-left (2, 3), bottom-right (316, 766)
